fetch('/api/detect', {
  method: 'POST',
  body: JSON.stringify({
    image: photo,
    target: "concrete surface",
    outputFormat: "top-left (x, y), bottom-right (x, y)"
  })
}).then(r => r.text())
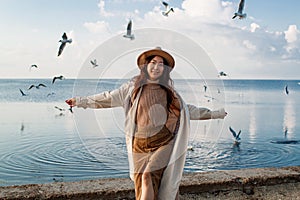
top-left (0, 166), bottom-right (300, 200)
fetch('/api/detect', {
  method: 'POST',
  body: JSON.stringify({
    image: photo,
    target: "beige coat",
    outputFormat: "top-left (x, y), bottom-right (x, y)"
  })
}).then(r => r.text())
top-left (76, 78), bottom-right (226, 200)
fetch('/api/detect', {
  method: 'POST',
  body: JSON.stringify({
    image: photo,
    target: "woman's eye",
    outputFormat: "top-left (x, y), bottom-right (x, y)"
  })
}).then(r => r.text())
top-left (150, 62), bottom-right (164, 67)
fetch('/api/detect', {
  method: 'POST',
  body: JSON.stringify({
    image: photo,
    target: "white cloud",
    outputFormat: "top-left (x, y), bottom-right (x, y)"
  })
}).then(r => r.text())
top-left (8, 0), bottom-right (293, 79)
top-left (221, 1), bottom-right (232, 7)
top-left (181, 0), bottom-right (233, 24)
top-left (243, 40), bottom-right (256, 51)
top-left (250, 23), bottom-right (260, 33)
top-left (126, 0), bottom-right (300, 79)
top-left (270, 46), bottom-right (276, 52)
top-left (282, 25), bottom-right (300, 59)
top-left (98, 0), bottom-right (114, 17)
top-left (284, 25), bottom-right (299, 43)
top-left (84, 21), bottom-right (110, 34)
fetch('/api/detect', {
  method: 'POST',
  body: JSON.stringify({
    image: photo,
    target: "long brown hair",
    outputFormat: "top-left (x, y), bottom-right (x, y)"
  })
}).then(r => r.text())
top-left (131, 55), bottom-right (180, 116)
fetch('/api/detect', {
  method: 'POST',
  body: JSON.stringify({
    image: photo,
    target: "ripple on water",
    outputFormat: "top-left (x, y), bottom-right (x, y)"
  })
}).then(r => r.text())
top-left (184, 141), bottom-right (300, 172)
top-left (0, 136), bottom-right (129, 186)
top-left (1, 135), bottom-right (300, 186)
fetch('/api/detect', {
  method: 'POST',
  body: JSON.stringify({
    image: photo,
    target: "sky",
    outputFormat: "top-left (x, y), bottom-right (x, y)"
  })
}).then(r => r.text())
top-left (1, 0), bottom-right (300, 79)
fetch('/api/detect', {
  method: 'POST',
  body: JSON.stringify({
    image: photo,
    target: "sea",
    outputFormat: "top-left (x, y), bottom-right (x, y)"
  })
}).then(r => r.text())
top-left (0, 78), bottom-right (300, 186)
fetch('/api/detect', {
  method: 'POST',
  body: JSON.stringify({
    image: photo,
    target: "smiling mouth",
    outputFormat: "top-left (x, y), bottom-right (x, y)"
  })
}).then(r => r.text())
top-left (151, 73), bottom-right (160, 76)
top-left (151, 71), bottom-right (160, 74)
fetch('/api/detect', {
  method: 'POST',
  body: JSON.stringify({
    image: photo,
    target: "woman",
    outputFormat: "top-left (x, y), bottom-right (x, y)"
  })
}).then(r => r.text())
top-left (66, 47), bottom-right (227, 200)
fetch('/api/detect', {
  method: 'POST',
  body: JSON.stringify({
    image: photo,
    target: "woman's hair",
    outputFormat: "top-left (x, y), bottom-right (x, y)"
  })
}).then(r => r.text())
top-left (131, 55), bottom-right (180, 115)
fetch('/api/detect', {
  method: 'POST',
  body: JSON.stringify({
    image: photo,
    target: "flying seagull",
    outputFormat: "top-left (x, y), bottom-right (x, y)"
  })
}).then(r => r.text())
top-left (284, 85), bottom-right (289, 95)
top-left (229, 126), bottom-right (241, 145)
top-left (90, 59), bottom-right (99, 68)
top-left (55, 105), bottom-right (73, 114)
top-left (232, 0), bottom-right (247, 19)
top-left (162, 1), bottom-right (174, 17)
top-left (123, 20), bottom-right (135, 40)
top-left (204, 95), bottom-right (216, 101)
top-left (57, 32), bottom-right (72, 56)
top-left (19, 88), bottom-right (28, 96)
top-left (52, 75), bottom-right (65, 84)
top-left (218, 71), bottom-right (228, 77)
top-left (29, 64), bottom-right (38, 71)
top-left (28, 83), bottom-right (47, 90)
top-left (54, 106), bottom-right (65, 112)
top-left (47, 92), bottom-right (56, 97)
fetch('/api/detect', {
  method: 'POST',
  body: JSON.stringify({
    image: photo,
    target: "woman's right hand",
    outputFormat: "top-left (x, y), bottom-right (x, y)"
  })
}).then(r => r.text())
top-left (65, 98), bottom-right (76, 107)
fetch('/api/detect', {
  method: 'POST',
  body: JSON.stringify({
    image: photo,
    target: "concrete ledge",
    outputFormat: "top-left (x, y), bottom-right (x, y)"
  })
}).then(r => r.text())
top-left (1, 166), bottom-right (300, 200)
top-left (180, 166), bottom-right (300, 195)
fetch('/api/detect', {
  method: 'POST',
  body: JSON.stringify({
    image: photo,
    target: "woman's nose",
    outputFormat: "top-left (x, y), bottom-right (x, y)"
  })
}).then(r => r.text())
top-left (153, 64), bottom-right (159, 69)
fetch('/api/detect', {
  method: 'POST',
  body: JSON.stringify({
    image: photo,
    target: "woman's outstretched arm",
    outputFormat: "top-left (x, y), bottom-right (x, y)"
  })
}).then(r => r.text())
top-left (65, 80), bottom-right (132, 109)
top-left (187, 104), bottom-right (227, 120)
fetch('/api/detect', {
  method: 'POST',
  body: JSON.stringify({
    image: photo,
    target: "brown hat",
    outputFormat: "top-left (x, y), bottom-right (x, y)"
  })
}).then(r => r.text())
top-left (137, 47), bottom-right (175, 70)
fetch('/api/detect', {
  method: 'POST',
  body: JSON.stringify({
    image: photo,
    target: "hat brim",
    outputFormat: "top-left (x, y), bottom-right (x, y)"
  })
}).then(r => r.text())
top-left (137, 48), bottom-right (175, 70)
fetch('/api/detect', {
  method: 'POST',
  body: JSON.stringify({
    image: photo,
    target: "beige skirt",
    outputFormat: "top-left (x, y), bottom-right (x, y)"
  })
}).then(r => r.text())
top-left (132, 125), bottom-right (175, 200)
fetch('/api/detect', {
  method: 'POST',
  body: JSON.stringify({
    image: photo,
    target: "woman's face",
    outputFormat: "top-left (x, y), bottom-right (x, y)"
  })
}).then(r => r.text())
top-left (147, 56), bottom-right (164, 81)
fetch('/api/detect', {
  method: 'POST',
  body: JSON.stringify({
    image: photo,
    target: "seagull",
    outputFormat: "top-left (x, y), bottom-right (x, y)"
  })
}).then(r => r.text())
top-left (20, 123), bottom-right (25, 132)
top-left (284, 126), bottom-right (288, 138)
top-left (28, 83), bottom-right (47, 90)
top-left (54, 106), bottom-right (65, 112)
top-left (90, 59), bottom-right (99, 68)
top-left (203, 85), bottom-right (207, 92)
top-left (29, 64), bottom-right (38, 71)
top-left (284, 85), bottom-right (289, 95)
top-left (162, 1), bottom-right (174, 17)
top-left (19, 88), bottom-right (28, 96)
top-left (218, 71), bottom-right (228, 77)
top-left (229, 126), bottom-right (241, 145)
top-left (123, 20), bottom-right (135, 40)
top-left (55, 113), bottom-right (65, 117)
top-left (52, 75), bottom-right (65, 84)
top-left (232, 0), bottom-right (247, 20)
top-left (187, 145), bottom-right (194, 151)
top-left (57, 32), bottom-right (72, 56)
top-left (47, 92), bottom-right (56, 97)
top-left (204, 95), bottom-right (216, 101)
top-left (53, 175), bottom-right (64, 182)
top-left (54, 105), bottom-right (73, 114)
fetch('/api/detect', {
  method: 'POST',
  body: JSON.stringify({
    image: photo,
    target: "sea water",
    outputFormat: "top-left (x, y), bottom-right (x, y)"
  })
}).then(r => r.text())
top-left (0, 79), bottom-right (299, 186)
